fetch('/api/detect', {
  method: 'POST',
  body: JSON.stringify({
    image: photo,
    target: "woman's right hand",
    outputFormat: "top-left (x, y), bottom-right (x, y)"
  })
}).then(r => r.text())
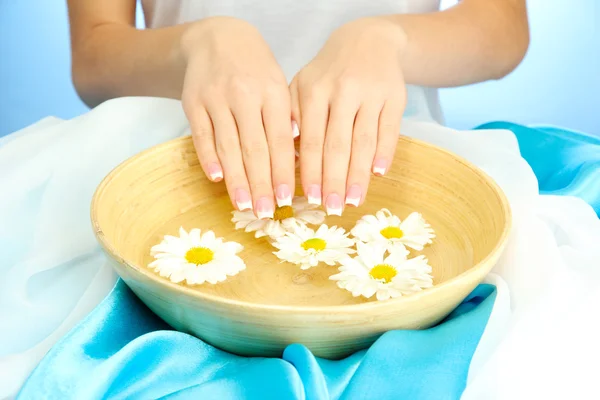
top-left (180, 17), bottom-right (295, 218)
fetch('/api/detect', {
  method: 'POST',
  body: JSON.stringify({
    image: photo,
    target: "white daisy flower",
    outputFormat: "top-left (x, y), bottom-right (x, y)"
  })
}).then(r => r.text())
top-left (351, 209), bottom-right (435, 252)
top-left (330, 242), bottom-right (433, 301)
top-left (149, 227), bottom-right (245, 285)
top-left (272, 223), bottom-right (356, 270)
top-left (231, 196), bottom-right (326, 239)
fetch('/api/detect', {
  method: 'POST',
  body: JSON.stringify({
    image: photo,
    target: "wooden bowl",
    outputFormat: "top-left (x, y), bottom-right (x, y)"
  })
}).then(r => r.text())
top-left (91, 136), bottom-right (511, 359)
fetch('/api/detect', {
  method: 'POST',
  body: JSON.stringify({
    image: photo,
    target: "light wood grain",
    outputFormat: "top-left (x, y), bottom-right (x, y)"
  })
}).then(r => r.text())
top-left (91, 135), bottom-right (511, 359)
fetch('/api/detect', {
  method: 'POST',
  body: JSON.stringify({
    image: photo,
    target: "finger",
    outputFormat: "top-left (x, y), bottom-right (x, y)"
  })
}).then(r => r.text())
top-left (345, 103), bottom-right (381, 207)
top-left (207, 102), bottom-right (253, 212)
top-left (187, 105), bottom-right (223, 182)
top-left (232, 100), bottom-right (275, 219)
top-left (322, 97), bottom-right (359, 216)
top-left (263, 88), bottom-right (295, 207)
top-left (373, 96), bottom-right (405, 176)
top-left (290, 80), bottom-right (301, 141)
top-left (299, 85), bottom-right (329, 206)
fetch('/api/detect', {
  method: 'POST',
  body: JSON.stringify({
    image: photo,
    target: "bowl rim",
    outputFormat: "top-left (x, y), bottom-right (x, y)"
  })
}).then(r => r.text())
top-left (91, 135), bottom-right (512, 314)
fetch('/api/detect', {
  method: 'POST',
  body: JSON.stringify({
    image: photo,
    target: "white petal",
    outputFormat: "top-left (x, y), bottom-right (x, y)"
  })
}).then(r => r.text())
top-left (362, 283), bottom-right (379, 299)
top-left (178, 227), bottom-right (189, 239)
top-left (300, 262), bottom-right (313, 270)
top-left (169, 265), bottom-right (189, 283)
top-left (219, 241), bottom-right (244, 255)
top-left (200, 230), bottom-right (216, 246)
top-left (295, 209), bottom-right (327, 225)
top-left (231, 210), bottom-right (258, 224)
top-left (383, 246), bottom-right (410, 265)
top-left (150, 243), bottom-right (188, 257)
top-left (375, 210), bottom-right (389, 224)
top-left (245, 219), bottom-right (268, 233)
top-left (235, 220), bottom-right (252, 230)
top-left (356, 241), bottom-right (385, 267)
top-left (186, 268), bottom-right (205, 285)
top-left (189, 229), bottom-right (202, 247)
top-left (264, 221), bottom-right (287, 238)
top-left (376, 289), bottom-right (391, 301)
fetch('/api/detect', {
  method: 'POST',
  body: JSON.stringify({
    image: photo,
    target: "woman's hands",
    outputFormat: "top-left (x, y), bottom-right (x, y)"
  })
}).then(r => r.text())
top-left (181, 16), bottom-right (408, 218)
top-left (181, 17), bottom-right (295, 218)
top-left (291, 18), bottom-right (407, 215)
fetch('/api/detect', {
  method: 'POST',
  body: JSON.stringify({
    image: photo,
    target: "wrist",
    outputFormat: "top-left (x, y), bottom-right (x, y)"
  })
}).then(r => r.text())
top-left (346, 17), bottom-right (407, 49)
top-left (179, 17), bottom-right (259, 62)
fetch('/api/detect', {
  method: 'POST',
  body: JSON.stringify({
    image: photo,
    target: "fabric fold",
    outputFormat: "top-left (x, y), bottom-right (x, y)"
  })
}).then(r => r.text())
top-left (2, 99), bottom-right (599, 399)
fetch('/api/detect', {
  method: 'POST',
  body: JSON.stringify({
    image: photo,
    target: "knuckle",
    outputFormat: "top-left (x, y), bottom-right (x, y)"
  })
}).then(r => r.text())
top-left (353, 130), bottom-right (376, 149)
top-left (249, 179), bottom-right (271, 194)
top-left (215, 136), bottom-right (238, 157)
top-left (226, 173), bottom-right (247, 186)
top-left (269, 132), bottom-right (292, 149)
top-left (335, 76), bottom-right (360, 97)
top-left (203, 83), bottom-right (222, 100)
top-left (193, 125), bottom-right (213, 141)
top-left (380, 121), bottom-right (400, 136)
top-left (323, 176), bottom-right (346, 191)
top-left (302, 83), bottom-right (328, 104)
top-left (181, 93), bottom-right (200, 114)
top-left (242, 139), bottom-right (268, 159)
top-left (300, 138), bottom-right (323, 153)
top-left (228, 76), bottom-right (258, 99)
top-left (264, 80), bottom-right (287, 99)
top-left (325, 137), bottom-right (349, 153)
top-left (349, 162), bottom-right (371, 182)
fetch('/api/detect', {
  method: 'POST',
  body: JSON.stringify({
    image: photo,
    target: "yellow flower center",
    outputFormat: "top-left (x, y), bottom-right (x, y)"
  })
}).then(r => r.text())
top-left (301, 238), bottom-right (327, 252)
top-left (185, 247), bottom-right (214, 265)
top-left (369, 264), bottom-right (397, 283)
top-left (274, 205), bottom-right (294, 221)
top-left (380, 226), bottom-right (404, 239)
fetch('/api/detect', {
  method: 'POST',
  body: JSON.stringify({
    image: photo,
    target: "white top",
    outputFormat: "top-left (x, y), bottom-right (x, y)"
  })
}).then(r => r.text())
top-left (141, 0), bottom-right (444, 123)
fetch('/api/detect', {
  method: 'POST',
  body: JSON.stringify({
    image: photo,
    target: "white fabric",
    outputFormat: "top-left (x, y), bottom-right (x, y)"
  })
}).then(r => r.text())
top-left (140, 0), bottom-right (444, 123)
top-left (1, 98), bottom-right (600, 399)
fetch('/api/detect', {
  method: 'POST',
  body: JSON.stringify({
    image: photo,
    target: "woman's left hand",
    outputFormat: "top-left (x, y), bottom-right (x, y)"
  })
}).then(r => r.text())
top-left (291, 18), bottom-right (407, 215)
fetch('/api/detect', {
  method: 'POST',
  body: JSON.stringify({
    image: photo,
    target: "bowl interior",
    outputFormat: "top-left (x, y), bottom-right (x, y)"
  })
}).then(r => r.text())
top-left (92, 136), bottom-right (509, 308)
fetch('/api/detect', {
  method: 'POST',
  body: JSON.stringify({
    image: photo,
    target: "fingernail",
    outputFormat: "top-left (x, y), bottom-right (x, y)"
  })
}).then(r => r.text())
top-left (373, 159), bottom-right (389, 176)
top-left (275, 184), bottom-right (292, 207)
top-left (256, 197), bottom-right (275, 219)
top-left (326, 193), bottom-right (343, 216)
top-left (208, 163), bottom-right (223, 182)
top-left (235, 189), bottom-right (252, 211)
top-left (345, 184), bottom-right (362, 207)
top-left (306, 184), bottom-right (321, 205)
top-left (292, 121), bottom-right (300, 139)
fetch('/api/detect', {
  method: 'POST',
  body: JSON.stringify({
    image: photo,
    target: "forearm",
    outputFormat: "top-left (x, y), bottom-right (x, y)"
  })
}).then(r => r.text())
top-left (71, 23), bottom-right (191, 107)
top-left (383, 0), bottom-right (529, 87)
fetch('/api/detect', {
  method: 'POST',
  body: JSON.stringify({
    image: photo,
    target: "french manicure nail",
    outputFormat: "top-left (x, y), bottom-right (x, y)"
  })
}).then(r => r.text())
top-left (235, 188), bottom-right (252, 211)
top-left (292, 121), bottom-right (300, 139)
top-left (208, 163), bottom-right (223, 182)
top-left (306, 184), bottom-right (322, 205)
top-left (345, 184), bottom-right (362, 207)
top-left (373, 159), bottom-right (389, 176)
top-left (256, 197), bottom-right (275, 219)
top-left (276, 184), bottom-right (292, 207)
top-left (326, 193), bottom-right (343, 216)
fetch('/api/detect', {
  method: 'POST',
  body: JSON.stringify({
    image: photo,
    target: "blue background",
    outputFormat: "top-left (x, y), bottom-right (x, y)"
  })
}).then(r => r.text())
top-left (1, 0), bottom-right (598, 137)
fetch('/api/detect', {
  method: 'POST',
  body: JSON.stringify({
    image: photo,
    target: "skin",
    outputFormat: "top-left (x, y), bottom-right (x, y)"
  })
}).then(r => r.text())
top-left (67, 0), bottom-right (529, 217)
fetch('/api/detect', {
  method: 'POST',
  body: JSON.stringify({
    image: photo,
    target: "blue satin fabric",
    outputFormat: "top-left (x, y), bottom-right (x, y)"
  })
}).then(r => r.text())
top-left (18, 282), bottom-right (495, 400)
top-left (17, 122), bottom-right (600, 400)
top-left (476, 122), bottom-right (600, 217)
